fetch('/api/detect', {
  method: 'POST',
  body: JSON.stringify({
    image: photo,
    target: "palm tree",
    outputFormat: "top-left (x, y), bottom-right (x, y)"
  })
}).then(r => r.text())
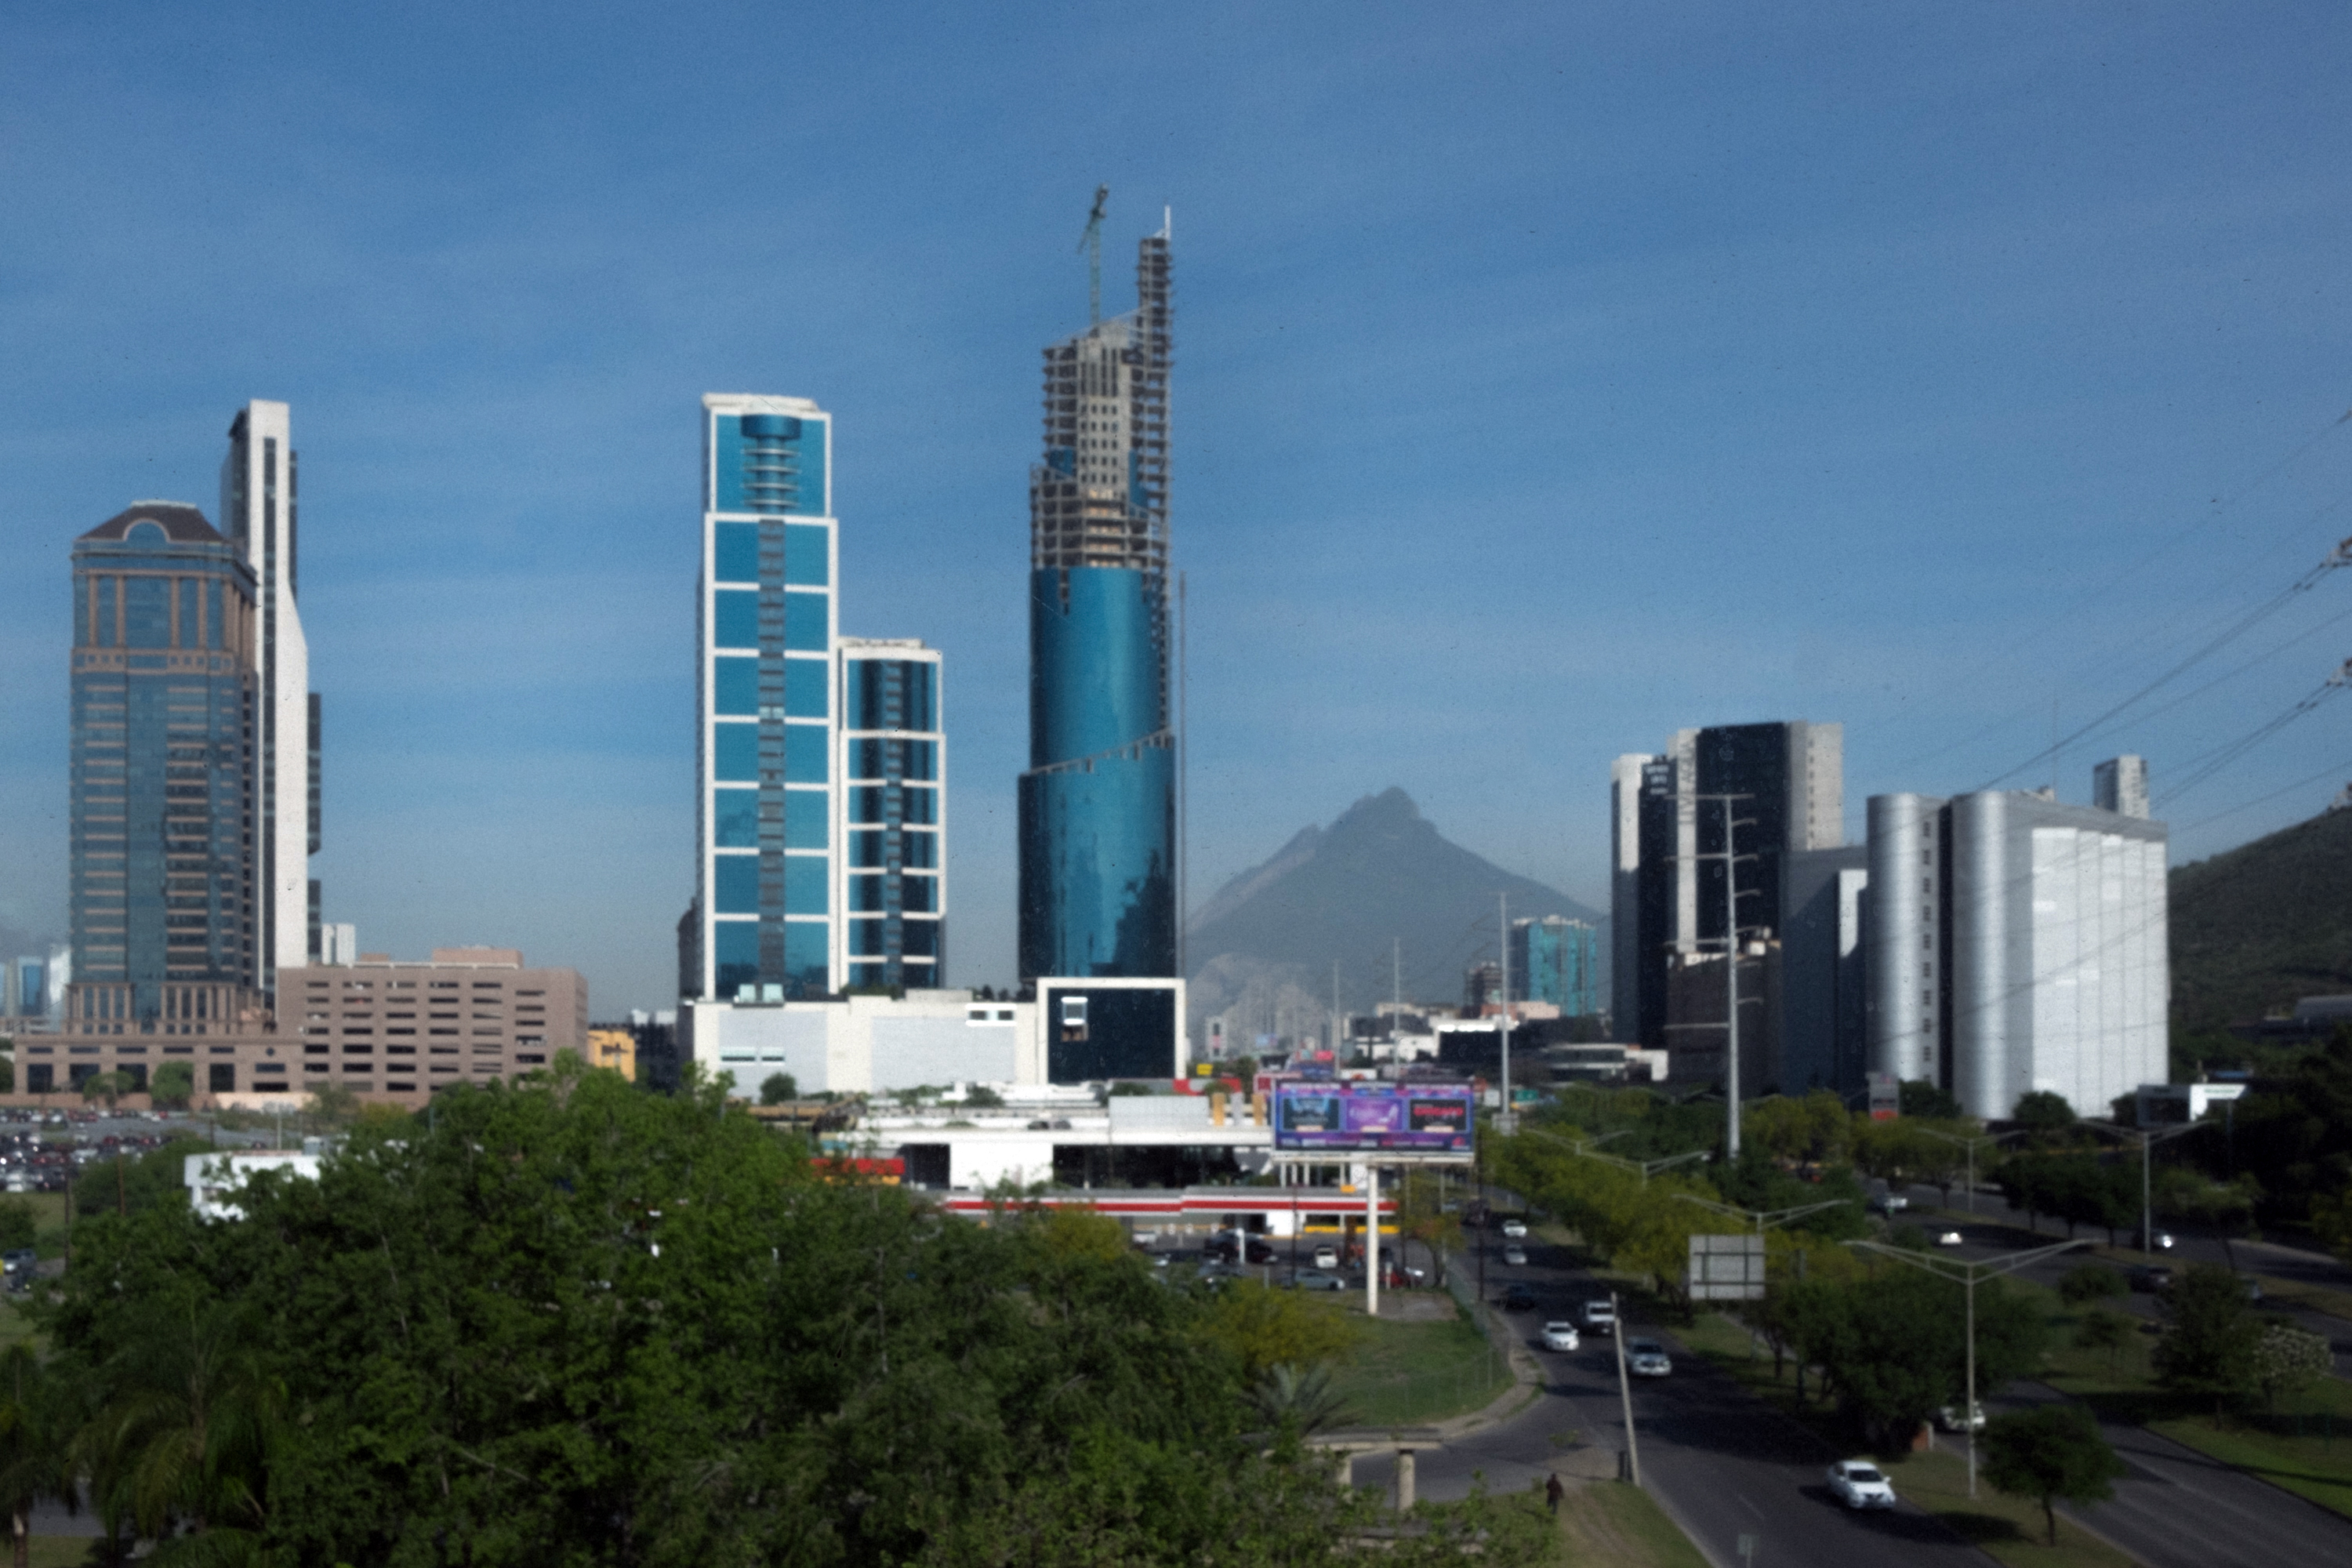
top-left (0, 1345), bottom-right (78, 1568)
top-left (80, 1301), bottom-right (281, 1552)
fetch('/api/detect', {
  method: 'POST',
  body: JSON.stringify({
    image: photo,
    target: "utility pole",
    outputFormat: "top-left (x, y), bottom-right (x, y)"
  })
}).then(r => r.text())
top-left (1497, 893), bottom-right (1514, 1134)
top-left (1393, 937), bottom-right (1403, 1059)
top-left (1613, 1288), bottom-right (1641, 1484)
top-left (1332, 960), bottom-right (1341, 1058)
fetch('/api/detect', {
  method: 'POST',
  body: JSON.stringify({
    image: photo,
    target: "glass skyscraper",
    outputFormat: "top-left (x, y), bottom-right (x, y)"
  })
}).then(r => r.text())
top-left (1018, 227), bottom-right (1177, 980)
top-left (69, 504), bottom-right (259, 1022)
top-left (689, 396), bottom-right (948, 1003)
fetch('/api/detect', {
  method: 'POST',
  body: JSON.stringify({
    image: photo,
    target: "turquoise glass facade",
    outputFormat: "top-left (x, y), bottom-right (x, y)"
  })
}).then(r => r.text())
top-left (1512, 916), bottom-right (1600, 1016)
top-left (699, 400), bottom-right (835, 1001)
top-left (840, 648), bottom-right (946, 991)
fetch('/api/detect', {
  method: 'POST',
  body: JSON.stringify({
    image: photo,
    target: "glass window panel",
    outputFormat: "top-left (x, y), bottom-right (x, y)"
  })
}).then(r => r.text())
top-left (125, 577), bottom-right (172, 649)
top-left (785, 523), bottom-right (828, 586)
top-left (786, 790), bottom-right (827, 849)
top-left (713, 724), bottom-right (759, 782)
top-left (851, 875), bottom-right (887, 913)
top-left (848, 786), bottom-right (885, 824)
top-left (785, 725), bottom-right (827, 783)
top-left (900, 919), bottom-right (939, 958)
top-left (850, 739), bottom-right (883, 780)
top-left (851, 831), bottom-right (886, 869)
top-left (713, 590), bottom-right (760, 649)
top-left (899, 829), bottom-right (936, 869)
top-left (715, 921), bottom-right (760, 997)
top-left (714, 855), bottom-right (760, 915)
top-left (905, 662), bottom-right (935, 731)
top-left (784, 924), bottom-right (828, 992)
top-left (713, 521), bottom-right (760, 583)
top-left (899, 786), bottom-right (936, 825)
top-left (713, 656), bottom-right (758, 716)
top-left (784, 591), bottom-right (826, 651)
top-left (785, 857), bottom-right (828, 916)
top-left (850, 919), bottom-right (888, 957)
top-left (713, 789), bottom-right (758, 848)
top-left (786, 658), bottom-right (828, 718)
top-left (900, 876), bottom-right (937, 913)
top-left (901, 741), bottom-right (937, 782)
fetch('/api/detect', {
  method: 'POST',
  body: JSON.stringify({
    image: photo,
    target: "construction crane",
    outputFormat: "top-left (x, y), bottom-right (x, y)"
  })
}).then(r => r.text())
top-left (1078, 184), bottom-right (1109, 325)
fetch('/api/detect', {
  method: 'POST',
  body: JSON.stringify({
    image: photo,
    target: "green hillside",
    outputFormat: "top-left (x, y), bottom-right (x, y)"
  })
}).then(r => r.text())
top-left (2170, 804), bottom-right (2352, 1029)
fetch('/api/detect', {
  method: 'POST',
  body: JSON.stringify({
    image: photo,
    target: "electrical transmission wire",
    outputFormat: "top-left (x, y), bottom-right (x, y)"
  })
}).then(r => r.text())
top-left (2172, 755), bottom-right (2352, 834)
top-left (2156, 658), bottom-right (2352, 805)
top-left (1978, 533), bottom-right (2352, 790)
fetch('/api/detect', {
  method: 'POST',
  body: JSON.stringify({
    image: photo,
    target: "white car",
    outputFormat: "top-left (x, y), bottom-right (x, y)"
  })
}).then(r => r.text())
top-left (1625, 1338), bottom-right (1672, 1377)
top-left (1581, 1299), bottom-right (1616, 1334)
top-left (1500, 1218), bottom-right (1529, 1239)
top-left (1541, 1321), bottom-right (1581, 1352)
top-left (1935, 1401), bottom-right (1985, 1433)
top-left (1935, 1229), bottom-right (1965, 1247)
top-left (1312, 1245), bottom-right (1340, 1270)
top-left (1827, 1459), bottom-right (1897, 1510)
top-left (1501, 1244), bottom-right (1528, 1266)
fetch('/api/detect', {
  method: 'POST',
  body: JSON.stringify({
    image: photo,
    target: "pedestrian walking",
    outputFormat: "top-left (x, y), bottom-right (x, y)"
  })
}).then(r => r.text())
top-left (1546, 1473), bottom-right (1565, 1515)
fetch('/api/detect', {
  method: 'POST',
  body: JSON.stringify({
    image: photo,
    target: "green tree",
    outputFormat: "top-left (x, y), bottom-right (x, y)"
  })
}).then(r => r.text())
top-left (0, 1204), bottom-right (33, 1256)
top-left (71, 1139), bottom-right (213, 1221)
top-left (2057, 1264), bottom-right (2125, 1306)
top-left (1244, 1363), bottom-right (1353, 1439)
top-left (1980, 1403), bottom-right (2127, 1546)
top-left (78, 1071), bottom-right (123, 1110)
top-left (1899, 1080), bottom-right (1962, 1120)
top-left (78, 1301), bottom-right (280, 1543)
top-left (0, 1345), bottom-right (76, 1568)
top-left (1196, 1280), bottom-right (1363, 1381)
top-left (1788, 1267), bottom-right (2045, 1447)
top-left (758, 1071), bottom-right (798, 1105)
top-left (2012, 1090), bottom-right (2078, 1137)
top-left (2153, 1263), bottom-right (2261, 1414)
top-left (0, 1057), bottom-right (13, 1096)
top-left (2073, 1308), bottom-right (2135, 1370)
top-left (964, 1085), bottom-right (1005, 1109)
top-left (147, 1062), bottom-right (194, 1112)
top-left (2252, 1323), bottom-right (2332, 1411)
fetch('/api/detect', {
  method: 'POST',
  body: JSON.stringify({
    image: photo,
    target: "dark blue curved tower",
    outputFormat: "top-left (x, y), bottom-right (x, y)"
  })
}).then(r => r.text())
top-left (1019, 228), bottom-right (1175, 979)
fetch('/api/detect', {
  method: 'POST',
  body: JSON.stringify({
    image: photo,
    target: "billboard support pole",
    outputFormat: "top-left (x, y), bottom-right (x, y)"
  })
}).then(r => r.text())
top-left (1366, 1163), bottom-right (1381, 1317)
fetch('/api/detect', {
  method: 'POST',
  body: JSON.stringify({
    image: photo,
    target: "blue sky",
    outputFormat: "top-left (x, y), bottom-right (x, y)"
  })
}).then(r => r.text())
top-left (4, 2), bottom-right (2349, 1012)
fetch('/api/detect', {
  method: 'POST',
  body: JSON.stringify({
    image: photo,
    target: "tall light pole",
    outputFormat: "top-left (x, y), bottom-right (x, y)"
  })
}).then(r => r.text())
top-left (1909, 1126), bottom-right (2028, 1216)
top-left (1524, 1126), bottom-right (1709, 1185)
top-left (1675, 1192), bottom-right (1853, 1241)
top-left (2085, 1119), bottom-right (2209, 1257)
top-left (1497, 893), bottom-right (1515, 1134)
top-left (1846, 1236), bottom-right (2089, 1497)
top-left (1667, 794), bottom-right (1755, 1158)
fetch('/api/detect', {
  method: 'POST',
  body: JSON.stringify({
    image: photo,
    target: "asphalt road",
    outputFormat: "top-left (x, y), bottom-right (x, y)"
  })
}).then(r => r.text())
top-left (1353, 1231), bottom-right (1993, 1568)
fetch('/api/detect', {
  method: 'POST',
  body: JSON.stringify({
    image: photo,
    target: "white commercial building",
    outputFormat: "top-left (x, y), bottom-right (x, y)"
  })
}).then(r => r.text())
top-left (1867, 768), bottom-right (2168, 1121)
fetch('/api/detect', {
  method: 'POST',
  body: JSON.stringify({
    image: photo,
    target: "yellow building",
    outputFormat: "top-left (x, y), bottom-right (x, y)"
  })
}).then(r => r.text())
top-left (586, 1027), bottom-right (637, 1081)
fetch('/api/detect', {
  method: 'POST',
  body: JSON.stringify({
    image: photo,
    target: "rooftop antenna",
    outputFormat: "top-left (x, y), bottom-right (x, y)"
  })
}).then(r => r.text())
top-left (1079, 184), bottom-right (1109, 325)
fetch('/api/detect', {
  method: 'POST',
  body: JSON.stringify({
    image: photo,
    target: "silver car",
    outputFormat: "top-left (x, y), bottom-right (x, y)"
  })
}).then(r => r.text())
top-left (1625, 1338), bottom-right (1672, 1377)
top-left (1827, 1459), bottom-right (1896, 1510)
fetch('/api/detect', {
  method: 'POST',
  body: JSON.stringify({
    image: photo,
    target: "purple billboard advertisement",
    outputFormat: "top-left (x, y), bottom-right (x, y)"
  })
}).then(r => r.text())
top-left (1272, 1082), bottom-right (1475, 1153)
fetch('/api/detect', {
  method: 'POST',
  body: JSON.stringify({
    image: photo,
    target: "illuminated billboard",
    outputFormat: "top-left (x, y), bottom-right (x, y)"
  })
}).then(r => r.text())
top-left (1272, 1081), bottom-right (1475, 1154)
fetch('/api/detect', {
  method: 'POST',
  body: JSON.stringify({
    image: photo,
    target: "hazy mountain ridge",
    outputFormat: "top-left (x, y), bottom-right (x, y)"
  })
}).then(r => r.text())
top-left (1185, 789), bottom-right (1600, 1038)
top-left (2170, 803), bottom-right (2352, 1030)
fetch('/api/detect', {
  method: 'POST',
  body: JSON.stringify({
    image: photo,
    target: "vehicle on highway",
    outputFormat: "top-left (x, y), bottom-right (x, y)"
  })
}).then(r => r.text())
top-left (1827, 1459), bottom-right (1897, 1510)
top-left (1581, 1298), bottom-right (1616, 1334)
top-left (2131, 1229), bottom-right (2176, 1251)
top-left (1501, 1244), bottom-right (1528, 1266)
top-left (1500, 1284), bottom-right (1537, 1312)
top-left (1870, 1192), bottom-right (1908, 1214)
top-left (1499, 1218), bottom-right (1528, 1239)
top-left (1935, 1229), bottom-right (1965, 1247)
top-left (2129, 1265), bottom-right (2175, 1294)
top-left (1312, 1245), bottom-right (1340, 1270)
top-left (1291, 1270), bottom-right (1348, 1291)
top-left (1541, 1321), bottom-right (1581, 1352)
top-left (1625, 1338), bottom-right (1672, 1377)
top-left (1935, 1401), bottom-right (1985, 1433)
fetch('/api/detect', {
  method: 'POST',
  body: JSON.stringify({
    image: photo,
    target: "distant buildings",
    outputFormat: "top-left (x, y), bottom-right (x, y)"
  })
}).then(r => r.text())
top-left (1865, 778), bottom-right (2167, 1121)
top-left (687, 395), bottom-right (948, 1003)
top-left (1512, 915), bottom-right (1599, 1015)
top-left (2093, 754), bottom-right (2151, 819)
top-left (1018, 224), bottom-right (1177, 982)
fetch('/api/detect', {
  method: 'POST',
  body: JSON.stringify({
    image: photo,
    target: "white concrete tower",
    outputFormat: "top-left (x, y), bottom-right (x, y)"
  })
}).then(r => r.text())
top-left (221, 401), bottom-right (317, 1003)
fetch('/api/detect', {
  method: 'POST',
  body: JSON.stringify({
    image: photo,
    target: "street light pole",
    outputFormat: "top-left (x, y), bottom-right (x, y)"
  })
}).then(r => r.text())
top-left (2085, 1119), bottom-right (2207, 1256)
top-left (1910, 1126), bottom-right (2027, 1217)
top-left (1847, 1236), bottom-right (2089, 1497)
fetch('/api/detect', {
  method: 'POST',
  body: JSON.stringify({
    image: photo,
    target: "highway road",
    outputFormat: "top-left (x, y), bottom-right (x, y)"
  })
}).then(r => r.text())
top-left (1353, 1230), bottom-right (1992, 1568)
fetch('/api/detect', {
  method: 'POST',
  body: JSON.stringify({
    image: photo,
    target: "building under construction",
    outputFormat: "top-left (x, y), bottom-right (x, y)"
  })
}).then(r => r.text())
top-left (1018, 209), bottom-right (1177, 980)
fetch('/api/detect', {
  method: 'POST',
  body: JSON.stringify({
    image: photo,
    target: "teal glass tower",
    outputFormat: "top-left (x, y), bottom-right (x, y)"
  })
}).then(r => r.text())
top-left (1018, 228), bottom-right (1176, 980)
top-left (69, 505), bottom-right (258, 1021)
top-left (695, 395), bottom-right (837, 1002)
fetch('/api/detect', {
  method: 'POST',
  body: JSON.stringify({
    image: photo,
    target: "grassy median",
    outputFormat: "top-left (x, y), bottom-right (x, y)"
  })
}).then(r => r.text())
top-left (1329, 1305), bottom-right (1513, 1426)
top-left (1554, 1479), bottom-right (1711, 1568)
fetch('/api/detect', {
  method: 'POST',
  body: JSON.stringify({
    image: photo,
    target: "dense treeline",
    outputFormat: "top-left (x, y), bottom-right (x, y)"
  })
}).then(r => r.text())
top-left (8, 1064), bottom-right (1554, 1566)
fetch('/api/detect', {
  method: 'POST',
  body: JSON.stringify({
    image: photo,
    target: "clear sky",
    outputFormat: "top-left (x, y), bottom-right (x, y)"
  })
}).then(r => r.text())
top-left (4, 2), bottom-right (2349, 1013)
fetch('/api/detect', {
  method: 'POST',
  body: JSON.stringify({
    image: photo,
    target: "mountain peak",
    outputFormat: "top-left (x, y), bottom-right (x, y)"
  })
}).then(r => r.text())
top-left (1333, 787), bottom-right (1424, 833)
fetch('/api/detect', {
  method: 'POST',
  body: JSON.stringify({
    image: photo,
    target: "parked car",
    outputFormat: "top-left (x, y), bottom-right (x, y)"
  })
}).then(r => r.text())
top-left (2129, 1265), bottom-right (2175, 1294)
top-left (1625, 1338), bottom-right (1672, 1377)
top-left (1501, 1244), bottom-right (1528, 1266)
top-left (1827, 1459), bottom-right (1897, 1510)
top-left (1541, 1321), bottom-right (1581, 1352)
top-left (1500, 1284), bottom-right (1537, 1312)
top-left (1292, 1271), bottom-right (1348, 1292)
top-left (1312, 1245), bottom-right (1341, 1271)
top-left (1935, 1401), bottom-right (1985, 1433)
top-left (1935, 1229), bottom-right (1965, 1247)
top-left (1499, 1218), bottom-right (1529, 1239)
top-left (1581, 1298), bottom-right (1616, 1334)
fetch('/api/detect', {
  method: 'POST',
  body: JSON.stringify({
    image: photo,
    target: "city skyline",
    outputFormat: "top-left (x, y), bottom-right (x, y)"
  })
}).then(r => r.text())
top-left (5, 5), bottom-right (2352, 1013)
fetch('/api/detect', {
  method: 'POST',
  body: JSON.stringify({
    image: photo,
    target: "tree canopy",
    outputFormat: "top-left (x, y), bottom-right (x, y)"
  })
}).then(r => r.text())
top-left (1979, 1404), bottom-right (2126, 1546)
